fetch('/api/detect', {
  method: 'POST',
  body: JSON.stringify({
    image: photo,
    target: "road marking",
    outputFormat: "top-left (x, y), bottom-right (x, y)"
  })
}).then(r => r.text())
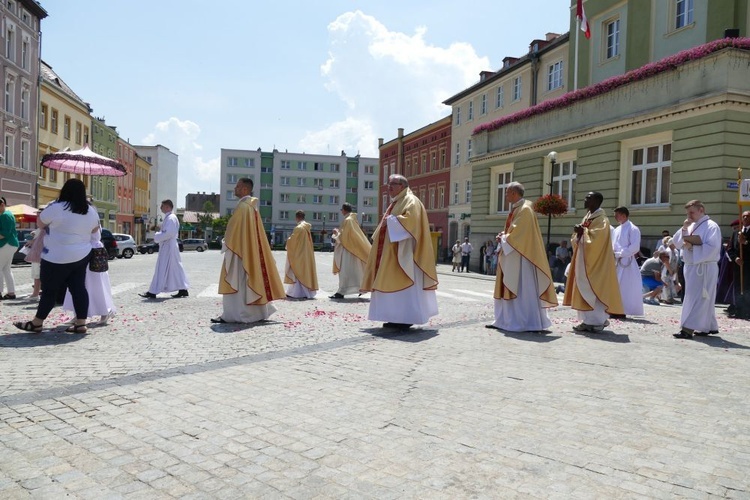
top-left (453, 288), bottom-right (494, 298)
top-left (435, 290), bottom-right (479, 302)
top-left (110, 282), bottom-right (145, 296)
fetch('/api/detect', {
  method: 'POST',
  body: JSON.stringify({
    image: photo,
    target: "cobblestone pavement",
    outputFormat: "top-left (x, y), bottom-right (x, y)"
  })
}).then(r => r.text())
top-left (1, 251), bottom-right (749, 499)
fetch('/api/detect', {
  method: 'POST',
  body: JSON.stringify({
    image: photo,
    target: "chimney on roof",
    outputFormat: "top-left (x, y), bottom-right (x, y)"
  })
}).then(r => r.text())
top-left (546, 32), bottom-right (560, 41)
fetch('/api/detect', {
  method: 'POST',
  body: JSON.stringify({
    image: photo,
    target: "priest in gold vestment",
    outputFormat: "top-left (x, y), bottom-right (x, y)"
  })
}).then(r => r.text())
top-left (330, 202), bottom-right (371, 299)
top-left (563, 192), bottom-right (624, 331)
top-left (488, 182), bottom-right (557, 332)
top-left (360, 175), bottom-right (438, 330)
top-left (214, 178), bottom-right (285, 323)
top-left (284, 210), bottom-right (318, 299)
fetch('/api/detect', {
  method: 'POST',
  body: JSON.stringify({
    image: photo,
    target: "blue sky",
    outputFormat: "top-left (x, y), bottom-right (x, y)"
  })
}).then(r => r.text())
top-left (39, 1), bottom-right (571, 205)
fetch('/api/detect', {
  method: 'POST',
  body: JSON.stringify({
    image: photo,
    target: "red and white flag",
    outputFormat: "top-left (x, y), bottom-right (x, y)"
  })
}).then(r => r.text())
top-left (577, 0), bottom-right (591, 39)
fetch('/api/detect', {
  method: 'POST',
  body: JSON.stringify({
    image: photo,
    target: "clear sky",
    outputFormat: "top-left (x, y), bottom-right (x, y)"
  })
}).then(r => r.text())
top-left (39, 1), bottom-right (572, 205)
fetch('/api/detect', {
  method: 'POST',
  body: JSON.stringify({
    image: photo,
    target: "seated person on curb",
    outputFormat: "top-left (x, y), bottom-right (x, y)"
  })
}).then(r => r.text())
top-left (641, 251), bottom-right (668, 305)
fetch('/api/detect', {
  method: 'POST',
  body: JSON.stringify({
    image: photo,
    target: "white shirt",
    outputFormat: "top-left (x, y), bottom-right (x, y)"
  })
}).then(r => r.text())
top-left (39, 201), bottom-right (100, 264)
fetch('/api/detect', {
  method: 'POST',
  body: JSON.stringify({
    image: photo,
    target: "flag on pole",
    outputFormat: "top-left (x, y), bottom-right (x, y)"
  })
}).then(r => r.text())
top-left (577, 0), bottom-right (591, 39)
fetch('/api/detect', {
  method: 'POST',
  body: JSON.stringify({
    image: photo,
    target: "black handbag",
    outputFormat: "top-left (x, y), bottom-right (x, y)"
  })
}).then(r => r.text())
top-left (89, 247), bottom-right (109, 272)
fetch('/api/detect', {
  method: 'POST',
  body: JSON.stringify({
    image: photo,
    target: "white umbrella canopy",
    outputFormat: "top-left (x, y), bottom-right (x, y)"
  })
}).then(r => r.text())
top-left (40, 144), bottom-right (126, 177)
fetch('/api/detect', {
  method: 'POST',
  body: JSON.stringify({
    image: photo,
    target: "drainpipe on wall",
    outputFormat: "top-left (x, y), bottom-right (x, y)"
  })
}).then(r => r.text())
top-left (33, 29), bottom-right (43, 208)
top-left (530, 50), bottom-right (540, 106)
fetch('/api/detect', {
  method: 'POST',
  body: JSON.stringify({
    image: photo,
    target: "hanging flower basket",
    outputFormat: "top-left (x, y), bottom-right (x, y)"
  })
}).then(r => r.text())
top-left (533, 194), bottom-right (568, 217)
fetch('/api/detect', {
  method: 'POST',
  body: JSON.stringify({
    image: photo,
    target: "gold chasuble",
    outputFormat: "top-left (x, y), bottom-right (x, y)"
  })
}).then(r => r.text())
top-left (333, 213), bottom-right (371, 274)
top-left (563, 210), bottom-right (624, 314)
top-left (284, 221), bottom-right (319, 290)
top-left (361, 188), bottom-right (438, 293)
top-left (494, 200), bottom-right (558, 307)
top-left (219, 196), bottom-right (285, 304)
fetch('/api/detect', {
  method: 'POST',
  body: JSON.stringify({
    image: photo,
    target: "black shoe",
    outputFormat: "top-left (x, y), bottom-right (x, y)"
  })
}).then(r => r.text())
top-left (383, 322), bottom-right (412, 330)
top-left (172, 290), bottom-right (189, 298)
top-left (329, 293), bottom-right (344, 299)
top-left (485, 324), bottom-right (500, 330)
top-left (609, 314), bottom-right (626, 320)
top-left (673, 330), bottom-right (693, 339)
top-left (139, 292), bottom-right (157, 299)
top-left (210, 317), bottom-right (226, 324)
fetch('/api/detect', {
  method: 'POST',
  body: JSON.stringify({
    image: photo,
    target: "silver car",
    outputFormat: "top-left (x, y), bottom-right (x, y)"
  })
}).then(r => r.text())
top-left (181, 238), bottom-right (207, 252)
top-left (112, 233), bottom-right (137, 259)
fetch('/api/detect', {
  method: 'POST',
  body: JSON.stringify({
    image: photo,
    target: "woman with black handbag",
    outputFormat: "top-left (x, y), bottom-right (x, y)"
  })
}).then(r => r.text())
top-left (13, 179), bottom-right (100, 334)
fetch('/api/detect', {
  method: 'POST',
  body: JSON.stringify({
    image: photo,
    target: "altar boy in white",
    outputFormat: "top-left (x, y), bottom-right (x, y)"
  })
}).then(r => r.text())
top-left (611, 206), bottom-right (643, 318)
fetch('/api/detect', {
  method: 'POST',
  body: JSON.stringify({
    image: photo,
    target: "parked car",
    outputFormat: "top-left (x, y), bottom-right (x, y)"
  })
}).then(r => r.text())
top-left (12, 229), bottom-right (34, 264)
top-left (100, 229), bottom-right (118, 260)
top-left (137, 239), bottom-right (184, 254)
top-left (112, 233), bottom-right (136, 259)
top-left (181, 238), bottom-right (207, 252)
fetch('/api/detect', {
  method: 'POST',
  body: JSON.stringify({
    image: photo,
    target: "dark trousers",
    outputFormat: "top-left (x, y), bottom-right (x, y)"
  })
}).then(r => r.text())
top-left (37, 255), bottom-right (90, 320)
top-left (461, 254), bottom-right (470, 272)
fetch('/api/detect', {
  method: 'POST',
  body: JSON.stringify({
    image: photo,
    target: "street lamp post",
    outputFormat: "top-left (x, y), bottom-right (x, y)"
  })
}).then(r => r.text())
top-left (546, 151), bottom-right (557, 252)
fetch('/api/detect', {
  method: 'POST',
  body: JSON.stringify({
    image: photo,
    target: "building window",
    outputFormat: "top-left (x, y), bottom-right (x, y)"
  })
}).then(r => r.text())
top-left (227, 157), bottom-right (238, 167)
top-left (21, 38), bottom-right (28, 70)
top-left (467, 139), bottom-right (472, 161)
top-left (364, 180), bottom-right (374, 189)
top-left (63, 116), bottom-right (71, 140)
top-left (494, 169), bottom-right (514, 213)
top-left (20, 139), bottom-right (28, 170)
top-left (329, 213), bottom-right (339, 222)
top-left (4, 80), bottom-right (14, 113)
top-left (631, 144), bottom-right (671, 206)
top-left (298, 161), bottom-right (307, 170)
top-left (467, 101), bottom-right (474, 121)
top-left (364, 164), bottom-right (374, 174)
top-left (455, 143), bottom-right (460, 165)
top-left (314, 162), bottom-right (322, 171)
top-left (548, 61), bottom-right (563, 91)
top-left (313, 178), bottom-right (324, 187)
top-left (75, 122), bottom-right (82, 144)
top-left (675, 0), bottom-right (694, 29)
top-left (465, 180), bottom-right (472, 204)
top-left (312, 212), bottom-right (322, 221)
top-left (429, 187), bottom-right (436, 209)
top-left (280, 193), bottom-right (290, 203)
top-left (382, 164), bottom-right (389, 184)
top-left (438, 185), bottom-right (445, 208)
top-left (605, 18), bottom-right (620, 59)
top-left (260, 166), bottom-right (271, 173)
top-left (440, 149), bottom-right (446, 169)
top-left (280, 176), bottom-right (290, 186)
top-left (227, 173), bottom-right (238, 184)
top-left (5, 25), bottom-right (14, 60)
top-left (331, 163), bottom-right (340, 172)
top-left (226, 190), bottom-right (236, 201)
top-left (496, 86), bottom-right (504, 108)
top-left (453, 182), bottom-right (459, 204)
top-left (330, 178), bottom-right (339, 188)
top-left (552, 160), bottom-right (577, 210)
top-left (329, 195), bottom-right (339, 204)
top-left (363, 197), bottom-right (373, 206)
top-left (455, 106), bottom-right (461, 125)
top-left (20, 88), bottom-right (28, 119)
top-left (297, 177), bottom-right (305, 187)
top-left (512, 77), bottom-right (522, 101)
top-left (83, 126), bottom-right (89, 144)
top-left (480, 94), bottom-right (487, 115)
top-left (245, 158), bottom-right (255, 167)
top-left (421, 154), bottom-right (427, 174)
top-left (280, 160), bottom-right (291, 169)
top-left (50, 109), bottom-right (59, 134)
top-left (279, 211), bottom-right (289, 220)
top-left (40, 103), bottom-right (47, 129)
top-left (296, 194), bottom-right (306, 203)
top-left (313, 195), bottom-right (322, 204)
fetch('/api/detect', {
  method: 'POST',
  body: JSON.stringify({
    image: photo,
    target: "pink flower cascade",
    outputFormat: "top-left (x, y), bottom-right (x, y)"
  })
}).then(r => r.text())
top-left (472, 37), bottom-right (750, 136)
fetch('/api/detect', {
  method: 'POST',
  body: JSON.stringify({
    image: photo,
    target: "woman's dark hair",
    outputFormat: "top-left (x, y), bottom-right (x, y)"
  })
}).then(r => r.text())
top-left (57, 179), bottom-right (90, 215)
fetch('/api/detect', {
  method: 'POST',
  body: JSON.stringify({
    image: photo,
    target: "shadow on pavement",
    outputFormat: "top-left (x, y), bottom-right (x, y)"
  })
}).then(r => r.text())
top-left (500, 330), bottom-right (562, 343)
top-left (618, 318), bottom-right (658, 325)
top-left (692, 336), bottom-right (750, 349)
top-left (365, 328), bottom-right (439, 343)
top-left (0, 330), bottom-right (86, 348)
top-left (210, 319), bottom-right (281, 333)
top-left (573, 330), bottom-right (631, 343)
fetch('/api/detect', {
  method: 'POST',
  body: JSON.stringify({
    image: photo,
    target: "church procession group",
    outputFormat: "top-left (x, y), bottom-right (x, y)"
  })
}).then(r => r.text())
top-left (131, 173), bottom-right (742, 340)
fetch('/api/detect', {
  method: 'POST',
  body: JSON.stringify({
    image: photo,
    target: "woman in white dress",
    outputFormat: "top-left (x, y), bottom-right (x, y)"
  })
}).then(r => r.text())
top-left (62, 227), bottom-right (116, 325)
